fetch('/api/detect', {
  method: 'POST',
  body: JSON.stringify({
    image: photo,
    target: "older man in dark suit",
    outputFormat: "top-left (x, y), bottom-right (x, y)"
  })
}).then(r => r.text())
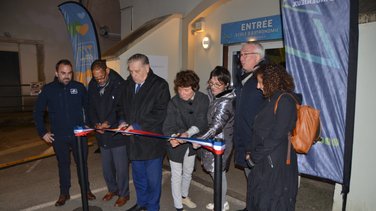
top-left (118, 53), bottom-right (170, 211)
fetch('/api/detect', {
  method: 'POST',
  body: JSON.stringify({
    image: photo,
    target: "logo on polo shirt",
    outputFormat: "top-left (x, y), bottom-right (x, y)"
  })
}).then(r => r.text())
top-left (70, 88), bottom-right (78, 94)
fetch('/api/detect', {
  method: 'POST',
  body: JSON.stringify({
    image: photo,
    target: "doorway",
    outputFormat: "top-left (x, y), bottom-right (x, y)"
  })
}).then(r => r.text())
top-left (0, 51), bottom-right (21, 112)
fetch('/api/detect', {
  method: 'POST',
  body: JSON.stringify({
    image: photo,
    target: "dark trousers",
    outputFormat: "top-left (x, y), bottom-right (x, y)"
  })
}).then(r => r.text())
top-left (100, 145), bottom-right (129, 197)
top-left (52, 136), bottom-right (89, 195)
top-left (132, 157), bottom-right (163, 211)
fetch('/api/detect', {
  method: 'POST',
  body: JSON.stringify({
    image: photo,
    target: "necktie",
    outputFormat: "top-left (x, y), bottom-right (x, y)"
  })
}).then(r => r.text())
top-left (135, 84), bottom-right (141, 94)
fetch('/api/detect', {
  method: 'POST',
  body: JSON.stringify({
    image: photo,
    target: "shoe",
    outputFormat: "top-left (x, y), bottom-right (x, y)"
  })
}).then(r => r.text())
top-left (126, 204), bottom-right (147, 211)
top-left (54, 194), bottom-right (70, 206)
top-left (206, 201), bottom-right (229, 211)
top-left (102, 192), bottom-right (117, 201)
top-left (114, 195), bottom-right (130, 207)
top-left (182, 196), bottom-right (197, 208)
top-left (87, 191), bottom-right (96, 200)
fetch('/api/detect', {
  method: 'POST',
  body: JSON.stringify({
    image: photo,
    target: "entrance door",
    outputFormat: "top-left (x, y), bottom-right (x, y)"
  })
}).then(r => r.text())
top-left (0, 51), bottom-right (21, 112)
top-left (227, 40), bottom-right (284, 86)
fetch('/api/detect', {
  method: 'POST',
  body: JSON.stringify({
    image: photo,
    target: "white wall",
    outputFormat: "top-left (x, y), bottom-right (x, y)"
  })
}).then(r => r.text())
top-left (19, 44), bottom-right (38, 94)
top-left (191, 0), bottom-right (280, 91)
top-left (120, 0), bottom-right (201, 37)
top-left (119, 16), bottom-right (182, 94)
top-left (332, 21), bottom-right (376, 211)
top-left (118, 0), bottom-right (280, 90)
top-left (106, 59), bottom-right (121, 73)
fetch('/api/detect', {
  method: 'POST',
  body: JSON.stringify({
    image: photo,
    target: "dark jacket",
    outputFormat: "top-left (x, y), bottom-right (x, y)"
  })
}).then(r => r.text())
top-left (247, 91), bottom-right (299, 211)
top-left (233, 72), bottom-right (265, 168)
top-left (34, 78), bottom-right (87, 138)
top-left (88, 69), bottom-right (126, 148)
top-left (163, 91), bottom-right (209, 163)
top-left (118, 69), bottom-right (170, 160)
top-left (199, 89), bottom-right (236, 172)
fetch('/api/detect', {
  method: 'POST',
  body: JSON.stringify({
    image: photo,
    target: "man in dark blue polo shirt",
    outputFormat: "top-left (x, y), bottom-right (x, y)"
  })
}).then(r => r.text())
top-left (34, 59), bottom-right (96, 206)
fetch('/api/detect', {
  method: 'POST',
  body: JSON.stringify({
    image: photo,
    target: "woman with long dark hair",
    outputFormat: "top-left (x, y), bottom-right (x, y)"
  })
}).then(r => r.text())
top-left (246, 64), bottom-right (299, 211)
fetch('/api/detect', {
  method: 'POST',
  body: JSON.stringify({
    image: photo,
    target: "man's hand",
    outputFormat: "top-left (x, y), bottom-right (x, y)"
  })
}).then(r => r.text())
top-left (95, 123), bottom-right (104, 134)
top-left (123, 125), bottom-right (134, 136)
top-left (42, 132), bottom-right (55, 143)
top-left (95, 121), bottom-right (111, 134)
top-left (101, 121), bottom-right (111, 129)
top-left (245, 152), bottom-right (255, 168)
top-left (116, 123), bottom-right (132, 136)
top-left (117, 122), bottom-right (129, 130)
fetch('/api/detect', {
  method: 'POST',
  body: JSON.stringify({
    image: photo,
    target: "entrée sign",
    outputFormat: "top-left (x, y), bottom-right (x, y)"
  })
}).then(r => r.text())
top-left (221, 15), bottom-right (282, 44)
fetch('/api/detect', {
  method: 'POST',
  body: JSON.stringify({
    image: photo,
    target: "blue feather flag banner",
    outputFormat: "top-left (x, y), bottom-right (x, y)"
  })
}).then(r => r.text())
top-left (281, 0), bottom-right (356, 183)
top-left (59, 2), bottom-right (100, 86)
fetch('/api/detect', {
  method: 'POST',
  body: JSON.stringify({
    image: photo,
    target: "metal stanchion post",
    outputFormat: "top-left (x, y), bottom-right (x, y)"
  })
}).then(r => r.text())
top-left (73, 128), bottom-right (102, 211)
top-left (213, 140), bottom-right (225, 211)
top-left (76, 136), bottom-right (89, 211)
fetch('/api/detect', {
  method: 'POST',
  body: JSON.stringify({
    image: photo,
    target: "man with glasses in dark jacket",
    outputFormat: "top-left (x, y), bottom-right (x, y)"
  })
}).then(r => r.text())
top-left (233, 42), bottom-right (266, 211)
top-left (88, 59), bottom-right (130, 207)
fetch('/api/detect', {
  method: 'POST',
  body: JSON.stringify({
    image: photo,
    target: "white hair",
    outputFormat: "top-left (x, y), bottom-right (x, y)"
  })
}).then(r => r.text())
top-left (241, 42), bottom-right (265, 59)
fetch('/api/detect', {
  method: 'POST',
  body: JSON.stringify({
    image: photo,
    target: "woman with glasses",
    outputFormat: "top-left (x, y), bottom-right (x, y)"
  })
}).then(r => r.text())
top-left (194, 66), bottom-right (235, 211)
top-left (163, 70), bottom-right (209, 211)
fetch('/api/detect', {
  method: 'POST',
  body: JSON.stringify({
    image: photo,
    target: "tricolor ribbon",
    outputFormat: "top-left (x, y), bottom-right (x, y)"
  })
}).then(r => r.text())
top-left (73, 127), bottom-right (225, 155)
top-left (74, 127), bottom-right (95, 136)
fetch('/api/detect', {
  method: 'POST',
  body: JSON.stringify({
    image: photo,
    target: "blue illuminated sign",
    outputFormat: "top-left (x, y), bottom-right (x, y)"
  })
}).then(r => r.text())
top-left (221, 15), bottom-right (282, 44)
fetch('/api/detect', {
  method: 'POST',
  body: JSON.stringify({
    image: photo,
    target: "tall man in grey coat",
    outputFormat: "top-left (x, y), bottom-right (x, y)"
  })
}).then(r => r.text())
top-left (118, 53), bottom-right (170, 211)
top-left (233, 42), bottom-right (266, 211)
top-left (88, 59), bottom-right (129, 207)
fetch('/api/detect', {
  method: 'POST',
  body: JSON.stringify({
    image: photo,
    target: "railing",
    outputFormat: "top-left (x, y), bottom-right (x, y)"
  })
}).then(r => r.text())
top-left (0, 84), bottom-right (40, 112)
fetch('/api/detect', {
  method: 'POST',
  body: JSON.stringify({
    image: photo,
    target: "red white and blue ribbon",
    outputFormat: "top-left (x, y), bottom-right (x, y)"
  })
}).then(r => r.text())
top-left (74, 128), bottom-right (95, 136)
top-left (73, 127), bottom-right (225, 155)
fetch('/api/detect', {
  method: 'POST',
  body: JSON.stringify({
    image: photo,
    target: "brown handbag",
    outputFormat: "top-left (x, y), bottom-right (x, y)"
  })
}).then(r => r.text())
top-left (274, 93), bottom-right (321, 163)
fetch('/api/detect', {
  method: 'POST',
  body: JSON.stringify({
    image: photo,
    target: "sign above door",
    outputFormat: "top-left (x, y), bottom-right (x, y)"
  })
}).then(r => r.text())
top-left (221, 15), bottom-right (282, 45)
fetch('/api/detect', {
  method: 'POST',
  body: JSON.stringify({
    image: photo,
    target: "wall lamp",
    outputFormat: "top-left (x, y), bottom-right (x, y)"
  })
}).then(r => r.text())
top-left (202, 36), bottom-right (210, 49)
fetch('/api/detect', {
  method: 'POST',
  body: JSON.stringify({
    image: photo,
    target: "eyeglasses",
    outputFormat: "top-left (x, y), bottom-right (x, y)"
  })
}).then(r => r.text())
top-left (94, 75), bottom-right (107, 81)
top-left (239, 52), bottom-right (259, 57)
top-left (208, 82), bottom-right (224, 88)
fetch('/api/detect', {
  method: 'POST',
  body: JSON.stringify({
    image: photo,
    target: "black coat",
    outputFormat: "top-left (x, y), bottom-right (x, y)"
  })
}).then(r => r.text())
top-left (233, 73), bottom-right (265, 168)
top-left (88, 69), bottom-right (126, 148)
top-left (247, 92), bottom-right (299, 211)
top-left (118, 70), bottom-right (170, 160)
top-left (163, 91), bottom-right (209, 163)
